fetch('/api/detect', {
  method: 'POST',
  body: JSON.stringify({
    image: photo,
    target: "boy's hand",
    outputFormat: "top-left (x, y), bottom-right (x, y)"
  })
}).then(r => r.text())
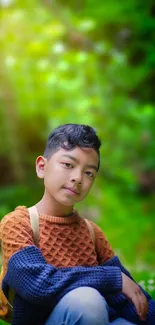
top-left (122, 273), bottom-right (148, 321)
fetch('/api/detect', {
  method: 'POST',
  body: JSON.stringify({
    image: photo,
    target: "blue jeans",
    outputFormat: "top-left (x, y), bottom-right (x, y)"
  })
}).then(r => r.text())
top-left (45, 287), bottom-right (136, 325)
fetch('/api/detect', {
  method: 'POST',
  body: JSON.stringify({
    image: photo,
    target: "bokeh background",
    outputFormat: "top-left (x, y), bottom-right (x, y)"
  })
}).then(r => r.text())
top-left (0, 1), bottom-right (155, 318)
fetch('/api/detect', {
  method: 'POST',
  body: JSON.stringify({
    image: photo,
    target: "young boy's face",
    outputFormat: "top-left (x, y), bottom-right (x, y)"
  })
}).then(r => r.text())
top-left (36, 146), bottom-right (99, 210)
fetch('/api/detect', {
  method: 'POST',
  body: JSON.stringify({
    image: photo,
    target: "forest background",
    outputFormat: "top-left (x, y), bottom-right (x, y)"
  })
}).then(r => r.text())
top-left (0, 2), bottom-right (155, 322)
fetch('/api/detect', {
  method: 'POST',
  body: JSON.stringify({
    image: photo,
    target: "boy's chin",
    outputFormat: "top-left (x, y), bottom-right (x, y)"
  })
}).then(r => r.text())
top-left (59, 199), bottom-right (76, 207)
top-left (58, 197), bottom-right (81, 207)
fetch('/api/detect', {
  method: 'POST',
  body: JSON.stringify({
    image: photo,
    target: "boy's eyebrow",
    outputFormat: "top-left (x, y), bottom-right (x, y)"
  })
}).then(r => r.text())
top-left (61, 154), bottom-right (98, 171)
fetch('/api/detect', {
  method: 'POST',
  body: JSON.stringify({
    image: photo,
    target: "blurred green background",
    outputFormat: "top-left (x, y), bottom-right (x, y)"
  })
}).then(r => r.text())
top-left (0, 1), bottom-right (155, 322)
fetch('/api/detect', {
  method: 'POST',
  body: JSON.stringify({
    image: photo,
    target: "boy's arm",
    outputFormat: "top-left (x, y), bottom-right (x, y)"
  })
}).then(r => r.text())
top-left (89, 220), bottom-right (115, 263)
top-left (89, 220), bottom-right (151, 302)
top-left (104, 256), bottom-right (155, 324)
top-left (90, 222), bottom-right (154, 322)
top-left (2, 245), bottom-right (122, 305)
top-left (0, 207), bottom-right (36, 274)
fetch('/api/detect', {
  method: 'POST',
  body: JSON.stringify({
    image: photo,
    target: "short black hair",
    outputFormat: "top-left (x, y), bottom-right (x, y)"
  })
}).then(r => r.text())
top-left (43, 124), bottom-right (101, 170)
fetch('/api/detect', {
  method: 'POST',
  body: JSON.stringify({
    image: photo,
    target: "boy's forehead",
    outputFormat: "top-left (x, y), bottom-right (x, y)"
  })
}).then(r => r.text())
top-left (54, 146), bottom-right (99, 164)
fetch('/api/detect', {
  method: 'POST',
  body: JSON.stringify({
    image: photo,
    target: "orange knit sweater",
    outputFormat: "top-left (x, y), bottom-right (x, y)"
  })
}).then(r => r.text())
top-left (0, 206), bottom-right (114, 275)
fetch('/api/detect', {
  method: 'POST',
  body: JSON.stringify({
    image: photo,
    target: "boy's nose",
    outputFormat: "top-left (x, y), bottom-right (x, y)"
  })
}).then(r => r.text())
top-left (71, 174), bottom-right (82, 185)
top-left (71, 179), bottom-right (82, 185)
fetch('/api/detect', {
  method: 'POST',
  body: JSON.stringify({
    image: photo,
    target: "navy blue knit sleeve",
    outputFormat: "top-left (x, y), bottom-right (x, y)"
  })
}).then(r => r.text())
top-left (104, 256), bottom-right (155, 324)
top-left (104, 256), bottom-right (152, 299)
top-left (2, 246), bottom-right (122, 305)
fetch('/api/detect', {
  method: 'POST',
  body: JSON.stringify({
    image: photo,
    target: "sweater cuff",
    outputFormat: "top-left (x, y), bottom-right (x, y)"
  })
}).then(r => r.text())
top-left (102, 266), bottom-right (122, 293)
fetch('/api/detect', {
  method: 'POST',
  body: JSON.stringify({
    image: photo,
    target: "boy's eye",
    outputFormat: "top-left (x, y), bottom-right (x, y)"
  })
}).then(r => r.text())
top-left (85, 171), bottom-right (94, 178)
top-left (62, 162), bottom-right (73, 168)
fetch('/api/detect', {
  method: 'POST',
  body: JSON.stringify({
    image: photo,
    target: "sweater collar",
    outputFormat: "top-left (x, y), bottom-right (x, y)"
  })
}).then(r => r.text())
top-left (15, 206), bottom-right (81, 225)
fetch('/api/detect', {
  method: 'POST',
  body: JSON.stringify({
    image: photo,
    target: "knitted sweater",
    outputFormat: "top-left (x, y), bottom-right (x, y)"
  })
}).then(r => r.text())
top-left (0, 206), bottom-right (114, 275)
top-left (1, 206), bottom-right (155, 325)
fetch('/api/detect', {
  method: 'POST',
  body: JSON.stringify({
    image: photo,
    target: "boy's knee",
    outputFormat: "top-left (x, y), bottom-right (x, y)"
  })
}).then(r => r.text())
top-left (63, 287), bottom-right (109, 323)
top-left (66, 286), bottom-right (106, 306)
top-left (46, 287), bottom-right (109, 325)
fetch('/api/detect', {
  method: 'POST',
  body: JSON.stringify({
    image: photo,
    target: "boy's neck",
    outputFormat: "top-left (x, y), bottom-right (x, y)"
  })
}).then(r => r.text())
top-left (35, 194), bottom-right (74, 218)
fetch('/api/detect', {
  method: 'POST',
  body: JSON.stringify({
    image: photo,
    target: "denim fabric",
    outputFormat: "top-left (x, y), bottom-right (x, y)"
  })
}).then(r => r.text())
top-left (45, 287), bottom-right (135, 325)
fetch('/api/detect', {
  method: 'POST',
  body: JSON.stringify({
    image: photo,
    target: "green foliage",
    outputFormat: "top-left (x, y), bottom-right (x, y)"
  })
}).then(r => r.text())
top-left (136, 272), bottom-right (155, 299)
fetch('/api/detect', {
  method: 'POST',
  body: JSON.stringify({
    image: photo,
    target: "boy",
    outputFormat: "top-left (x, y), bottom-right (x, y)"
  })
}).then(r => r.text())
top-left (0, 123), bottom-right (155, 325)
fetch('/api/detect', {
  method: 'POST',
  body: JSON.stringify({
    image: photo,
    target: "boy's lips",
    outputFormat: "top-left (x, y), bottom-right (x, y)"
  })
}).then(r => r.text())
top-left (63, 186), bottom-right (80, 195)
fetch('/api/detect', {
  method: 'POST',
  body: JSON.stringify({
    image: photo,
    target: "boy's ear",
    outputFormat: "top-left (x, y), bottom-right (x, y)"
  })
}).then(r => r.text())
top-left (36, 156), bottom-right (47, 179)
